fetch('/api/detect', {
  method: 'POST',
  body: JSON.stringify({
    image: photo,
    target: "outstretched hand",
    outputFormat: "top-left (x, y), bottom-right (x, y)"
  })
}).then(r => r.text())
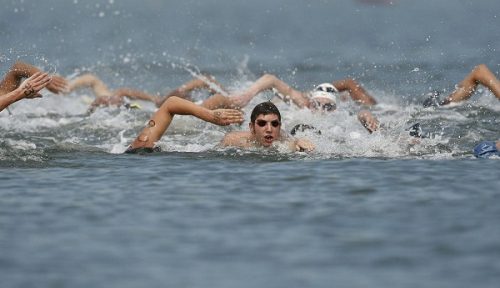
top-left (294, 138), bottom-right (315, 152)
top-left (357, 110), bottom-right (380, 134)
top-left (20, 72), bottom-right (51, 99)
top-left (46, 75), bottom-right (69, 94)
top-left (210, 109), bottom-right (244, 126)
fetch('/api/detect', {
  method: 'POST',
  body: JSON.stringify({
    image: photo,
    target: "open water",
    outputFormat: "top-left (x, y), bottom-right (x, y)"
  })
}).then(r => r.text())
top-left (1, 0), bottom-right (499, 287)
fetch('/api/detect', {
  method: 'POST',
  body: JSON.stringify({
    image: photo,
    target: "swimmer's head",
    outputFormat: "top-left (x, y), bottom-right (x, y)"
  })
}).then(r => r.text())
top-left (250, 101), bottom-right (281, 123)
top-left (473, 141), bottom-right (500, 158)
top-left (250, 101), bottom-right (282, 147)
top-left (310, 83), bottom-right (338, 112)
top-left (290, 124), bottom-right (322, 136)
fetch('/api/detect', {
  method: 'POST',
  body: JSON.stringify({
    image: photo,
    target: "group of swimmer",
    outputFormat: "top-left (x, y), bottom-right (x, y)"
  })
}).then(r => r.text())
top-left (1, 61), bottom-right (499, 157)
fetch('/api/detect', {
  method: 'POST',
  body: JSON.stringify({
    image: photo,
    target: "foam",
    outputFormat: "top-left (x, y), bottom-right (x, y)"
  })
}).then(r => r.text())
top-left (1, 67), bottom-right (498, 160)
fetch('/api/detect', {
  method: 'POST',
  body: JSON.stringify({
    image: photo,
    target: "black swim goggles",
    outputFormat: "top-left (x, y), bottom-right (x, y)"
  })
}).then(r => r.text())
top-left (322, 86), bottom-right (338, 93)
top-left (255, 119), bottom-right (281, 127)
top-left (313, 101), bottom-right (336, 112)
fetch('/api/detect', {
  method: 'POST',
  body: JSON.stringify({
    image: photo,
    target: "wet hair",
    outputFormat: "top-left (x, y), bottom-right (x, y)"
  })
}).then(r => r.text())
top-left (250, 101), bottom-right (281, 123)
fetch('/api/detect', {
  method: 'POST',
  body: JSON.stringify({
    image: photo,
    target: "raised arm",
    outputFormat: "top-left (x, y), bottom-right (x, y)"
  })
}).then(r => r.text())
top-left (68, 73), bottom-right (112, 97)
top-left (230, 74), bottom-right (310, 108)
top-left (441, 64), bottom-right (500, 105)
top-left (0, 61), bottom-right (67, 94)
top-left (69, 73), bottom-right (162, 106)
top-left (164, 75), bottom-right (228, 99)
top-left (155, 74), bottom-right (230, 108)
top-left (113, 88), bottom-right (163, 106)
top-left (1, 72), bottom-right (51, 112)
top-left (357, 110), bottom-right (380, 133)
top-left (332, 78), bottom-right (377, 106)
top-left (127, 96), bottom-right (243, 150)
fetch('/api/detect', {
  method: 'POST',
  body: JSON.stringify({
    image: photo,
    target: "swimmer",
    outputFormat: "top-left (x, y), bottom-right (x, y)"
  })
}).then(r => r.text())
top-left (1, 61), bottom-right (68, 112)
top-left (473, 140), bottom-right (500, 158)
top-left (171, 73), bottom-right (377, 109)
top-left (423, 64), bottom-right (500, 107)
top-left (125, 96), bottom-right (244, 153)
top-left (220, 101), bottom-right (315, 151)
top-left (167, 73), bottom-right (380, 133)
top-left (70, 71), bottom-right (380, 133)
top-left (67, 73), bottom-right (165, 113)
top-left (126, 99), bottom-right (314, 153)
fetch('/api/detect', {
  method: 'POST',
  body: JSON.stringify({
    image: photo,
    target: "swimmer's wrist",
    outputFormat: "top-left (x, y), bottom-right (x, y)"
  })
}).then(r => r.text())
top-left (11, 87), bottom-right (27, 101)
top-left (207, 109), bottom-right (218, 123)
top-left (288, 138), bottom-right (299, 151)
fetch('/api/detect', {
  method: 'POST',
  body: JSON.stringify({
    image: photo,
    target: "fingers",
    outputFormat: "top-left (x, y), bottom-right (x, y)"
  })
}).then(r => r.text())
top-left (221, 109), bottom-right (244, 124)
top-left (23, 91), bottom-right (44, 99)
top-left (295, 139), bottom-right (315, 152)
top-left (212, 109), bottom-right (244, 125)
top-left (357, 110), bottom-right (379, 133)
top-left (18, 72), bottom-right (50, 99)
top-left (46, 75), bottom-right (69, 94)
top-left (25, 72), bottom-right (51, 90)
top-left (364, 120), bottom-right (379, 133)
top-left (296, 144), bottom-right (314, 152)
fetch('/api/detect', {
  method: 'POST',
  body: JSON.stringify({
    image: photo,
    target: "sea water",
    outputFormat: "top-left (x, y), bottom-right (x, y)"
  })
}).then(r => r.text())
top-left (1, 0), bottom-right (499, 287)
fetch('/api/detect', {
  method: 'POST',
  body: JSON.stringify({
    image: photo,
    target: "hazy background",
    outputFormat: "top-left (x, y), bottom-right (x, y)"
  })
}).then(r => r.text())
top-left (1, 0), bottom-right (499, 97)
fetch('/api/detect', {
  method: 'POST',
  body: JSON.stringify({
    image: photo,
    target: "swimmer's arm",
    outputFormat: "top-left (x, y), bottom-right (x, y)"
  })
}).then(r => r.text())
top-left (86, 98), bottom-right (104, 114)
top-left (0, 72), bottom-right (50, 112)
top-left (1, 61), bottom-right (44, 92)
top-left (332, 78), bottom-right (377, 106)
top-left (219, 131), bottom-right (251, 148)
top-left (442, 64), bottom-right (500, 104)
top-left (163, 96), bottom-right (244, 126)
top-left (0, 89), bottom-right (26, 112)
top-left (162, 75), bottom-right (229, 104)
top-left (357, 110), bottom-right (380, 133)
top-left (9, 61), bottom-right (40, 78)
top-left (129, 96), bottom-right (243, 149)
top-left (9, 61), bottom-right (67, 94)
top-left (113, 88), bottom-right (162, 106)
top-left (68, 74), bottom-right (110, 97)
top-left (231, 74), bottom-right (309, 108)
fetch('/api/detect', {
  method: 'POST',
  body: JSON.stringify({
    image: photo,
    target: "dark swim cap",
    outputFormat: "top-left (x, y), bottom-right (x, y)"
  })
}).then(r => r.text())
top-left (473, 141), bottom-right (499, 158)
top-left (290, 124), bottom-right (322, 136)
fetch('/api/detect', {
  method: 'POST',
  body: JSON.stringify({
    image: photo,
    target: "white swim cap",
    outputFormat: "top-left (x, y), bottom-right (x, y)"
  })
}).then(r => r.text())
top-left (311, 83), bottom-right (338, 102)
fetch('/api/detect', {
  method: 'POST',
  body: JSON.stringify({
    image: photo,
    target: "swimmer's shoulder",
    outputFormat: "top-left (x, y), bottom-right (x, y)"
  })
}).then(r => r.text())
top-left (221, 131), bottom-right (253, 148)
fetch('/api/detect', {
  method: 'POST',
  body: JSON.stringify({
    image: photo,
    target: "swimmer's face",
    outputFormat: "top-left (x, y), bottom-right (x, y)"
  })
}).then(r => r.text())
top-left (310, 98), bottom-right (336, 113)
top-left (250, 113), bottom-right (281, 147)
